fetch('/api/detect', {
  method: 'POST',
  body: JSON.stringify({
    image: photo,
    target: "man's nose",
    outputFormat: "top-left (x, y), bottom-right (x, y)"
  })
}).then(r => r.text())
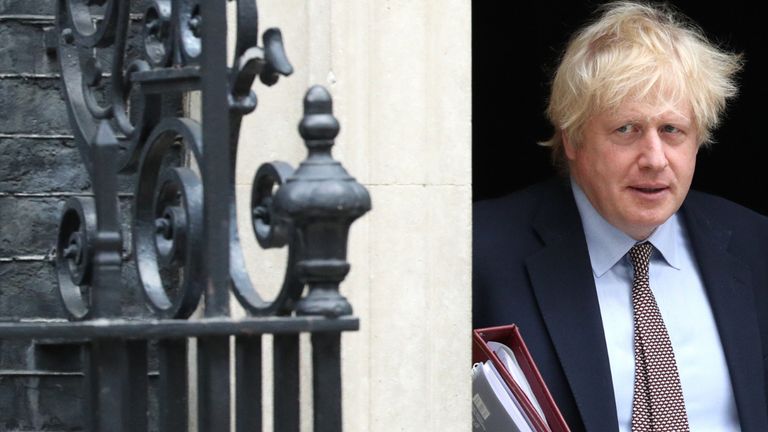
top-left (637, 130), bottom-right (668, 170)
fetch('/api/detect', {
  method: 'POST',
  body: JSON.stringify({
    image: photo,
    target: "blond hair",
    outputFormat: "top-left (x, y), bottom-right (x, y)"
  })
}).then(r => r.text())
top-left (543, 1), bottom-right (742, 168)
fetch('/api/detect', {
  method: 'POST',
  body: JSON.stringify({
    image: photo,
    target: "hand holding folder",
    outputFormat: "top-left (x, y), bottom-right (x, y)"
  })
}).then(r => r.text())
top-left (472, 325), bottom-right (570, 432)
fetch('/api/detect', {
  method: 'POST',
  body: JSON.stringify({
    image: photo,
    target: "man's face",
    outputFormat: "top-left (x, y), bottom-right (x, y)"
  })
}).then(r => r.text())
top-left (565, 100), bottom-right (699, 240)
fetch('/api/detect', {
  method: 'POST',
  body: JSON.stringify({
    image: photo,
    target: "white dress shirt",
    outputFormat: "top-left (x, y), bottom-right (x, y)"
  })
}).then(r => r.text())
top-left (571, 181), bottom-right (740, 432)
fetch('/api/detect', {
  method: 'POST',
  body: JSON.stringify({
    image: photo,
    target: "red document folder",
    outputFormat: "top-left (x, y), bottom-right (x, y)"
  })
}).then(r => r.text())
top-left (473, 324), bottom-right (570, 432)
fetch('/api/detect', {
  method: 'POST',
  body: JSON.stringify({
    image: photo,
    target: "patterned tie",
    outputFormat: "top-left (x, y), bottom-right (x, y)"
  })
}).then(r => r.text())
top-left (628, 242), bottom-right (689, 432)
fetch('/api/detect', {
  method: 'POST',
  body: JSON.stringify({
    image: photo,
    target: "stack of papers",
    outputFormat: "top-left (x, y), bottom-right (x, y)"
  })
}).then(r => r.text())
top-left (472, 341), bottom-right (550, 432)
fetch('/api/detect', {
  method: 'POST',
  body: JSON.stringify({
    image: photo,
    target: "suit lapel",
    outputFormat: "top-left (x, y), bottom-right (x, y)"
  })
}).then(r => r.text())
top-left (526, 182), bottom-right (619, 431)
top-left (682, 198), bottom-right (767, 431)
top-left (524, 186), bottom-right (767, 431)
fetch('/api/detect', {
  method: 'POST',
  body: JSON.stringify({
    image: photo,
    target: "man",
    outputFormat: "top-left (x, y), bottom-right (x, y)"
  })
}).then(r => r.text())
top-left (474, 2), bottom-right (768, 431)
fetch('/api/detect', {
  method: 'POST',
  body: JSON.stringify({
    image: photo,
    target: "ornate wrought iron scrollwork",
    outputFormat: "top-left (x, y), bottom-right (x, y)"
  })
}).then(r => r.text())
top-left (54, 0), bottom-right (370, 321)
top-left (56, 120), bottom-right (123, 321)
top-left (46, 1), bottom-right (371, 429)
top-left (133, 118), bottom-right (204, 318)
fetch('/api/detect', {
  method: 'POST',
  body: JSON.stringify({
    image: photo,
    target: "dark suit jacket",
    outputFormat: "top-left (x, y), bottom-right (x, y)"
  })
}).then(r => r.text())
top-left (473, 177), bottom-right (768, 431)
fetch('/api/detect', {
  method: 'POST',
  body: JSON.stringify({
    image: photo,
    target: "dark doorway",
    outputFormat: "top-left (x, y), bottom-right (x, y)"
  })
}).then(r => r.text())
top-left (473, 1), bottom-right (768, 216)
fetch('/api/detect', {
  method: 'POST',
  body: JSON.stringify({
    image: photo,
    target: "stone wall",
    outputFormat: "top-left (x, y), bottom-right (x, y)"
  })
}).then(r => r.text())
top-left (0, 2), bottom-right (82, 429)
top-left (0, 2), bottom-right (150, 430)
top-left (239, 1), bottom-right (473, 430)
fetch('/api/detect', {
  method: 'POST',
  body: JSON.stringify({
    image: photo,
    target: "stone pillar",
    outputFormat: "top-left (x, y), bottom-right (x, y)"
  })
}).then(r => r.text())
top-left (237, 1), bottom-right (472, 430)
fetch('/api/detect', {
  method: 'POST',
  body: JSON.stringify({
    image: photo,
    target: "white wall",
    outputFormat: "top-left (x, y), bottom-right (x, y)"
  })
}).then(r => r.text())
top-left (234, 1), bottom-right (472, 430)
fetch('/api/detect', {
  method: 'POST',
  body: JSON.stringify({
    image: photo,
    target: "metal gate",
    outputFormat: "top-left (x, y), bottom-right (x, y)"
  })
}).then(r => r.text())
top-left (0, 1), bottom-right (370, 430)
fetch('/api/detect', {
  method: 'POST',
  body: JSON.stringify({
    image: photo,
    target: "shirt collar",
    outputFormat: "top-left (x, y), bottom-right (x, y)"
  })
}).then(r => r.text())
top-left (570, 179), bottom-right (681, 277)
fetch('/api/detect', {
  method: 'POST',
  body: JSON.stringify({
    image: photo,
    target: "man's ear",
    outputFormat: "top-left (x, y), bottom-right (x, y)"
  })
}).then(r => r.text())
top-left (562, 131), bottom-right (577, 160)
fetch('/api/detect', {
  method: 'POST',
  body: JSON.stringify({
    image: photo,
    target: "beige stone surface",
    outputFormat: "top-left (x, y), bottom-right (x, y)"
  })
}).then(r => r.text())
top-left (361, 184), bottom-right (472, 431)
top-left (235, 0), bottom-right (311, 187)
top-left (233, 1), bottom-right (472, 431)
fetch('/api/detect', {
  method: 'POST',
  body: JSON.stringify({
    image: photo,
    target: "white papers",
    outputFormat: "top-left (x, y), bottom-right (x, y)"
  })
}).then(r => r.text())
top-left (488, 341), bottom-right (547, 421)
top-left (472, 342), bottom-right (551, 432)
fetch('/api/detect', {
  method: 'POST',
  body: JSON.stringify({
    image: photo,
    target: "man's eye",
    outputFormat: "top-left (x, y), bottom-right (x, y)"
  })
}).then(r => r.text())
top-left (616, 124), bottom-right (635, 134)
top-left (661, 125), bottom-right (680, 134)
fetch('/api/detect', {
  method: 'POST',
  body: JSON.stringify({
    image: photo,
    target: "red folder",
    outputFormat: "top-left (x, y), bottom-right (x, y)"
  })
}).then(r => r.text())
top-left (473, 324), bottom-right (570, 432)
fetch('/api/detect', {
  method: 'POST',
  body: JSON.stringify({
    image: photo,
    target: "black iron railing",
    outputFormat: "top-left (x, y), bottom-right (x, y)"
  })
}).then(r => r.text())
top-left (0, 1), bottom-right (370, 431)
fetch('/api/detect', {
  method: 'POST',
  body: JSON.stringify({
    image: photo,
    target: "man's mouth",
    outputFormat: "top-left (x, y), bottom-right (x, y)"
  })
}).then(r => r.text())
top-left (629, 186), bottom-right (668, 194)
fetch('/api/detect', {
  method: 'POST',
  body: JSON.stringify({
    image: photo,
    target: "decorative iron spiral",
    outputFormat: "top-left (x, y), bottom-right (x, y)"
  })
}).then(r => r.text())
top-left (56, 197), bottom-right (97, 320)
top-left (133, 118), bottom-right (204, 319)
top-left (228, 161), bottom-right (304, 316)
top-left (56, 0), bottom-right (164, 174)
